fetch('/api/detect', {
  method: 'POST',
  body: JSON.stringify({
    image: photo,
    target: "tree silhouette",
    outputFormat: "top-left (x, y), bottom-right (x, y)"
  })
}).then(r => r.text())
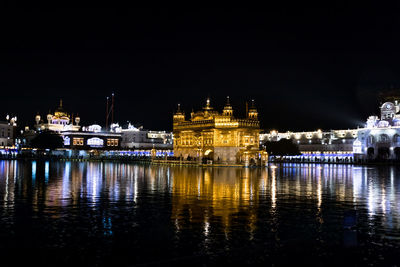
top-left (30, 131), bottom-right (64, 149)
top-left (263, 139), bottom-right (300, 156)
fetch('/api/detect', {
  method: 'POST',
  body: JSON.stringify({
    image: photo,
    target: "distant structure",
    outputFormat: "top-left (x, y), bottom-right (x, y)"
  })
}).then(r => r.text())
top-left (354, 100), bottom-right (400, 160)
top-left (0, 115), bottom-right (17, 148)
top-left (260, 129), bottom-right (357, 161)
top-left (62, 124), bottom-right (121, 150)
top-left (25, 100), bottom-right (122, 150)
top-left (34, 99), bottom-right (81, 132)
top-left (262, 95), bottom-right (400, 162)
top-left (173, 97), bottom-right (268, 165)
top-left (111, 123), bottom-right (173, 150)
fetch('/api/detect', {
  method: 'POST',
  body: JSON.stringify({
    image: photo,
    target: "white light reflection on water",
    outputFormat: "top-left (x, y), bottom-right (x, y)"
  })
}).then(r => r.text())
top-left (1, 161), bottom-right (17, 208)
top-left (62, 161), bottom-right (71, 204)
top-left (271, 166), bottom-right (276, 209)
top-left (2, 160), bottom-right (400, 261)
top-left (31, 161), bottom-right (36, 182)
top-left (44, 161), bottom-right (49, 183)
top-left (317, 165), bottom-right (322, 209)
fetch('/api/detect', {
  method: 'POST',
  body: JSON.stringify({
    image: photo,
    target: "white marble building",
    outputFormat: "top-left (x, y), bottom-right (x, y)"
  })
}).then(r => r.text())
top-left (354, 101), bottom-right (400, 160)
top-left (112, 123), bottom-right (173, 149)
top-left (0, 115), bottom-right (17, 147)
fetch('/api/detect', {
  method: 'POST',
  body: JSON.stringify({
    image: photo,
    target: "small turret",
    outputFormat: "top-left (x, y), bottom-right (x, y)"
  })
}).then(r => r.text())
top-left (223, 96), bottom-right (233, 116)
top-left (173, 104), bottom-right (185, 122)
top-left (248, 99), bottom-right (258, 120)
top-left (190, 108), bottom-right (195, 119)
top-left (35, 113), bottom-right (41, 125)
top-left (47, 112), bottom-right (52, 124)
top-left (75, 114), bottom-right (80, 125)
top-left (203, 97), bottom-right (213, 111)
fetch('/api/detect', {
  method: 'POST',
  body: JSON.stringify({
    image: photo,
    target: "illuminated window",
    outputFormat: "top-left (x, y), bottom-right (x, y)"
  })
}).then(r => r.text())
top-left (87, 137), bottom-right (104, 147)
top-left (73, 138), bottom-right (84, 146)
top-left (107, 138), bottom-right (119, 146)
top-left (64, 136), bottom-right (70, 146)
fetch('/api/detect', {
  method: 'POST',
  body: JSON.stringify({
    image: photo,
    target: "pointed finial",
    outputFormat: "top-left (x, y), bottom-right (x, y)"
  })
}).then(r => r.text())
top-left (177, 103), bottom-right (181, 112)
top-left (59, 99), bottom-right (63, 107)
top-left (251, 99), bottom-right (255, 107)
top-left (226, 96), bottom-right (230, 105)
top-left (206, 97), bottom-right (210, 107)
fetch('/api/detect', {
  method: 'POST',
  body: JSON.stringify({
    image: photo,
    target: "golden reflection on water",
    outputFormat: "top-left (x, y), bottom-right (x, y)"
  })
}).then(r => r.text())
top-left (170, 167), bottom-right (268, 235)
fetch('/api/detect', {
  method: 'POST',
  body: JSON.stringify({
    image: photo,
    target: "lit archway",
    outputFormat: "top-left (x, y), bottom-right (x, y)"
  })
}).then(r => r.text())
top-left (204, 149), bottom-right (213, 156)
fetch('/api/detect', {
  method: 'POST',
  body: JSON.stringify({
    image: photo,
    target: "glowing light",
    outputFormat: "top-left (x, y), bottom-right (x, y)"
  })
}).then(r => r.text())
top-left (45, 161), bottom-right (49, 183)
top-left (271, 168), bottom-right (276, 209)
top-left (87, 124), bottom-right (102, 132)
top-left (32, 161), bottom-right (36, 181)
top-left (63, 136), bottom-right (70, 146)
top-left (87, 137), bottom-right (104, 147)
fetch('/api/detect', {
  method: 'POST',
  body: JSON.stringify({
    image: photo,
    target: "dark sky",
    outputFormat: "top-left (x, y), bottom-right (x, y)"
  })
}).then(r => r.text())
top-left (2, 6), bottom-right (400, 131)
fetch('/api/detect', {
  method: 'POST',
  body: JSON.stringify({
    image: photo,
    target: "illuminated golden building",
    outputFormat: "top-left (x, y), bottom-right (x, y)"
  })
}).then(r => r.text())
top-left (173, 97), bottom-right (268, 165)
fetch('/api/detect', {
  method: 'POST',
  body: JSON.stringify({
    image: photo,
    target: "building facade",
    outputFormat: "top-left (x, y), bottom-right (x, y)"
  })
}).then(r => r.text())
top-left (173, 97), bottom-right (267, 165)
top-left (354, 100), bottom-right (400, 160)
top-left (113, 123), bottom-right (173, 150)
top-left (26, 100), bottom-right (121, 150)
top-left (261, 99), bottom-right (400, 162)
top-left (62, 130), bottom-right (121, 150)
top-left (261, 128), bottom-right (357, 160)
top-left (0, 115), bottom-right (17, 147)
top-left (34, 99), bottom-right (81, 132)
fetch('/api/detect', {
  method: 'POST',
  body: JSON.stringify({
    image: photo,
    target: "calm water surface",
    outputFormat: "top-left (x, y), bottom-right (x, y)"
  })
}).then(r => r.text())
top-left (0, 160), bottom-right (400, 266)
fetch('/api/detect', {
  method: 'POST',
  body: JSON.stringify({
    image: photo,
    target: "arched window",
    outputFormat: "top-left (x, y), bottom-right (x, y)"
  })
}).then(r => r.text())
top-left (393, 134), bottom-right (400, 144)
top-left (379, 134), bottom-right (389, 143)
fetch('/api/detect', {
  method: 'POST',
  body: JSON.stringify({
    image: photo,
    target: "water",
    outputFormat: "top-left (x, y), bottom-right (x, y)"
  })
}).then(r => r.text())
top-left (0, 160), bottom-right (400, 266)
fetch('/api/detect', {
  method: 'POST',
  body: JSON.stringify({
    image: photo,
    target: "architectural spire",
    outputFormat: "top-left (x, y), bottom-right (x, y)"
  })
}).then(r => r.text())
top-left (248, 99), bottom-right (258, 119)
top-left (59, 99), bottom-right (63, 108)
top-left (173, 103), bottom-right (185, 122)
top-left (223, 96), bottom-right (233, 116)
top-left (203, 97), bottom-right (214, 111)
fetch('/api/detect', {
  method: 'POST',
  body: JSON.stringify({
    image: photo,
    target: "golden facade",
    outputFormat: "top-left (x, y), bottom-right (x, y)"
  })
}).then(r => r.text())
top-left (173, 97), bottom-right (267, 165)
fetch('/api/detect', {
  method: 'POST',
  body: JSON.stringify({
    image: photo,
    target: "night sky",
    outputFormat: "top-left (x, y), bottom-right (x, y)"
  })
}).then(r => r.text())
top-left (2, 7), bottom-right (400, 131)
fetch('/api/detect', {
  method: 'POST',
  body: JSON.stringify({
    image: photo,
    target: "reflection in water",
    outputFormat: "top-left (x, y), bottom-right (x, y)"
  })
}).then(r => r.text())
top-left (0, 161), bottom-right (400, 232)
top-left (0, 161), bottom-right (400, 265)
top-left (32, 161), bottom-right (36, 181)
top-left (170, 167), bottom-right (266, 237)
top-left (45, 161), bottom-right (49, 183)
